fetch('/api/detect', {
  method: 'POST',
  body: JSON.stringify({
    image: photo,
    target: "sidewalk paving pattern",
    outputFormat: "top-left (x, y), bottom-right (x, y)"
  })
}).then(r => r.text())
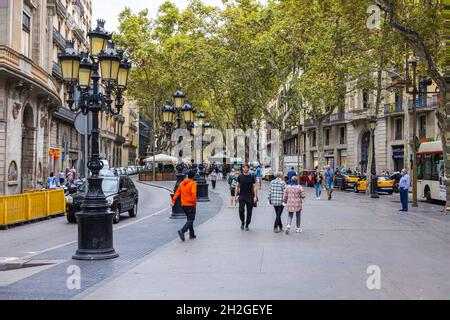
top-left (83, 181), bottom-right (450, 300)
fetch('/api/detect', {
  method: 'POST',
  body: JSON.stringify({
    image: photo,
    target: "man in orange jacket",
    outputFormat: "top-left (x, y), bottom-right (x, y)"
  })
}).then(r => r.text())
top-left (171, 170), bottom-right (198, 241)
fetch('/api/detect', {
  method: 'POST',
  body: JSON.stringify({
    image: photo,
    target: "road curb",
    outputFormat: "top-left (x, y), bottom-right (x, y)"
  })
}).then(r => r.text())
top-left (135, 180), bottom-right (174, 193)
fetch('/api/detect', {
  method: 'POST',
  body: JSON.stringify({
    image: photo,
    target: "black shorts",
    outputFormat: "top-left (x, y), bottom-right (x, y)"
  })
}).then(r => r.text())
top-left (230, 189), bottom-right (236, 196)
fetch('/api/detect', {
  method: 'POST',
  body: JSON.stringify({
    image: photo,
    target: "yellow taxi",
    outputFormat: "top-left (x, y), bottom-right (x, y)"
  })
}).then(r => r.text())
top-left (343, 176), bottom-right (360, 190)
top-left (354, 176), bottom-right (395, 194)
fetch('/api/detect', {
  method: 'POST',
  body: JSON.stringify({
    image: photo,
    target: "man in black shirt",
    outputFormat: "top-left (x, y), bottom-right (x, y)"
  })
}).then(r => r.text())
top-left (234, 164), bottom-right (258, 231)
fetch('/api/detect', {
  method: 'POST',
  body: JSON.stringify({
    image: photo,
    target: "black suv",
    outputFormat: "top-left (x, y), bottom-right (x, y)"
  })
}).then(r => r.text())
top-left (66, 175), bottom-right (139, 224)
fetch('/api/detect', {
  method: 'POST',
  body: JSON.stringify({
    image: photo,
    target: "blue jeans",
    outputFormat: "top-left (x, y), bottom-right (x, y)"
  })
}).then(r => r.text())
top-left (400, 188), bottom-right (408, 211)
top-left (314, 183), bottom-right (322, 198)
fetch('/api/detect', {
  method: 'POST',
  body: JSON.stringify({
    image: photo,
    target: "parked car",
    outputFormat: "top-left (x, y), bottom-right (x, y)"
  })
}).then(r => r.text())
top-left (354, 176), bottom-right (394, 194)
top-left (66, 175), bottom-right (139, 224)
top-left (333, 172), bottom-right (361, 190)
top-left (299, 170), bottom-right (315, 187)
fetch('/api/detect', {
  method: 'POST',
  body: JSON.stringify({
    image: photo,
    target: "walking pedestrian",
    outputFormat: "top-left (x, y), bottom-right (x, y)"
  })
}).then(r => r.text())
top-left (58, 170), bottom-right (66, 185)
top-left (268, 172), bottom-right (286, 233)
top-left (313, 167), bottom-right (324, 200)
top-left (47, 172), bottom-right (58, 189)
top-left (287, 167), bottom-right (297, 184)
top-left (256, 165), bottom-right (263, 190)
top-left (283, 176), bottom-right (306, 234)
top-left (227, 170), bottom-right (239, 206)
top-left (210, 169), bottom-right (218, 190)
top-left (171, 170), bottom-right (198, 241)
top-left (324, 165), bottom-right (335, 200)
top-left (235, 164), bottom-right (258, 231)
top-left (399, 168), bottom-right (411, 212)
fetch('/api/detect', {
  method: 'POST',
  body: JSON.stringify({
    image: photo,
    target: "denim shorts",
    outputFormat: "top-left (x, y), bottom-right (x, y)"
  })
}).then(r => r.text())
top-left (326, 181), bottom-right (333, 189)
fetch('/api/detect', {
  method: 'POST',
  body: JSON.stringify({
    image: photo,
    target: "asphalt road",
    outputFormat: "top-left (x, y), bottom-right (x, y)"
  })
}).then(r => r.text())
top-left (0, 177), bottom-right (170, 261)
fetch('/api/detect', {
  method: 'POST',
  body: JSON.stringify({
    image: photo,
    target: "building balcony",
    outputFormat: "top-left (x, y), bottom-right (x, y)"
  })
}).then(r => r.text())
top-left (72, 27), bottom-right (85, 43)
top-left (52, 62), bottom-right (63, 81)
top-left (76, 0), bottom-right (85, 14)
top-left (56, 0), bottom-right (68, 18)
top-left (408, 94), bottom-right (440, 110)
top-left (304, 113), bottom-right (349, 128)
top-left (130, 123), bottom-right (138, 132)
top-left (384, 102), bottom-right (403, 115)
top-left (53, 27), bottom-right (66, 50)
top-left (115, 135), bottom-right (126, 145)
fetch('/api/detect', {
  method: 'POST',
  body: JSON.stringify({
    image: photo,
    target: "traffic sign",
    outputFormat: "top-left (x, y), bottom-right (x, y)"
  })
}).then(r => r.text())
top-left (74, 112), bottom-right (93, 135)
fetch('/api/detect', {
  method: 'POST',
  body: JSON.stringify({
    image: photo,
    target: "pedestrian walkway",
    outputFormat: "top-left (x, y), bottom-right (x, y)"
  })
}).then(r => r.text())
top-left (80, 180), bottom-right (450, 300)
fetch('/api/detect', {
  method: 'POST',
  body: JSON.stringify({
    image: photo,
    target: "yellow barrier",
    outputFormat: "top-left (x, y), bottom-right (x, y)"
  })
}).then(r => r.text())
top-left (0, 189), bottom-right (66, 229)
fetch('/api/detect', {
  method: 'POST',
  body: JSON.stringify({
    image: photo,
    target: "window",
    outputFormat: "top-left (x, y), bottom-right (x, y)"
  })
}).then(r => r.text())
top-left (22, 12), bottom-right (31, 57)
top-left (312, 131), bottom-right (316, 147)
top-left (363, 90), bottom-right (369, 109)
top-left (324, 128), bottom-right (330, 146)
top-left (22, 12), bottom-right (31, 32)
top-left (394, 118), bottom-right (403, 140)
top-left (394, 93), bottom-right (403, 112)
top-left (339, 127), bottom-right (346, 145)
top-left (419, 115), bottom-right (427, 139)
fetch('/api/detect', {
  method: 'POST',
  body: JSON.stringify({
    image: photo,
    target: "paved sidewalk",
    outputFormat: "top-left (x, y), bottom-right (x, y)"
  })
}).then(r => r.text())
top-left (82, 181), bottom-right (450, 300)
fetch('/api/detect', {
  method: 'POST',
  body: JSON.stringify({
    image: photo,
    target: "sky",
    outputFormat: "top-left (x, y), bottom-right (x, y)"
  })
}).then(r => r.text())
top-left (92, 0), bottom-right (228, 32)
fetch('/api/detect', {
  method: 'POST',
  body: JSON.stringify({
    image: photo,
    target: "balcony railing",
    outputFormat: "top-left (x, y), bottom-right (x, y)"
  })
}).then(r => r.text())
top-left (52, 62), bottom-right (62, 81)
top-left (72, 27), bottom-right (85, 42)
top-left (384, 102), bottom-right (403, 115)
top-left (115, 135), bottom-right (126, 145)
top-left (408, 95), bottom-right (440, 109)
top-left (53, 27), bottom-right (66, 50)
top-left (75, 0), bottom-right (85, 14)
top-left (56, 0), bottom-right (68, 18)
top-left (305, 113), bottom-right (349, 127)
top-left (130, 123), bottom-right (138, 132)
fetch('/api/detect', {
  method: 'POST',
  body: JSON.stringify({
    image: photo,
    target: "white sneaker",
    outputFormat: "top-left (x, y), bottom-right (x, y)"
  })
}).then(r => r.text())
top-left (286, 225), bottom-right (291, 234)
top-left (296, 228), bottom-right (302, 233)
top-left (316, 197), bottom-right (320, 200)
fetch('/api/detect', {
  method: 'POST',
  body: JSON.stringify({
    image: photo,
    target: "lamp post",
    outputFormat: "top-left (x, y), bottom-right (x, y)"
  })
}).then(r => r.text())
top-left (195, 113), bottom-right (211, 202)
top-left (368, 116), bottom-right (379, 198)
top-left (58, 19), bottom-right (131, 260)
top-left (161, 87), bottom-right (196, 218)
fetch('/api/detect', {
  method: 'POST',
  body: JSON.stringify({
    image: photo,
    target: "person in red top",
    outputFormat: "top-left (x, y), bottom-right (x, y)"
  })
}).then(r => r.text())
top-left (171, 170), bottom-right (198, 241)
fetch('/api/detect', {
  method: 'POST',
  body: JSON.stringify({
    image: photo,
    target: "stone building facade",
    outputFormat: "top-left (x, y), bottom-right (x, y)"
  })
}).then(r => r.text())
top-left (279, 72), bottom-right (441, 174)
top-left (0, 0), bottom-right (92, 195)
top-left (121, 99), bottom-right (139, 166)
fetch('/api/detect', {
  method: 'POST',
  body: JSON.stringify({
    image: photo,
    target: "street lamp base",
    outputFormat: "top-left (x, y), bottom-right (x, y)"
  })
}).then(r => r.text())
top-left (170, 194), bottom-right (186, 219)
top-left (73, 248), bottom-right (119, 261)
top-left (197, 182), bottom-right (210, 202)
top-left (371, 193), bottom-right (380, 199)
top-left (73, 210), bottom-right (118, 261)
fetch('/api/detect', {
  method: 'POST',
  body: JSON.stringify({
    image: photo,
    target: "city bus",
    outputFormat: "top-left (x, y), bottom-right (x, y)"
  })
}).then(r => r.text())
top-left (416, 141), bottom-right (445, 202)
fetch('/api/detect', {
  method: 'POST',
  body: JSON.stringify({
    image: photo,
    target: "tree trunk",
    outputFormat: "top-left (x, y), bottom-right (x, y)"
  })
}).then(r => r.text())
top-left (316, 118), bottom-right (326, 169)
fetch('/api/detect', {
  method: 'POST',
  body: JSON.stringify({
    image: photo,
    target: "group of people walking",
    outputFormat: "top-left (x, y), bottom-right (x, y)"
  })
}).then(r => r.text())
top-left (171, 163), bottom-right (412, 242)
top-left (268, 173), bottom-right (306, 234)
top-left (312, 165), bottom-right (335, 201)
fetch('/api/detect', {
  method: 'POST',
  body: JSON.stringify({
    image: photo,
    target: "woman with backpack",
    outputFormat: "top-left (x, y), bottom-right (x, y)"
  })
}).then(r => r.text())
top-left (283, 176), bottom-right (306, 234)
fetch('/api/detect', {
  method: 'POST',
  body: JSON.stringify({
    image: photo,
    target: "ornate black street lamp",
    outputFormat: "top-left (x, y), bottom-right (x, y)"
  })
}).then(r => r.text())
top-left (368, 116), bottom-right (379, 199)
top-left (58, 19), bottom-right (131, 260)
top-left (161, 87), bottom-right (196, 218)
top-left (195, 113), bottom-right (211, 202)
